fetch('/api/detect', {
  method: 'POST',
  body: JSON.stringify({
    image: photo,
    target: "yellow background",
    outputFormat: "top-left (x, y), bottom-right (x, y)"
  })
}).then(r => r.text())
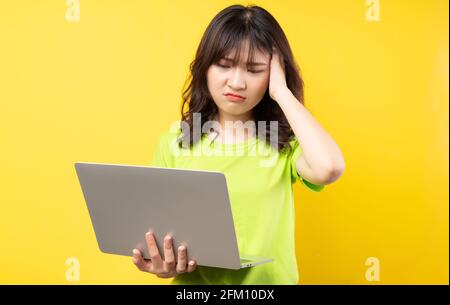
top-left (0, 0), bottom-right (448, 284)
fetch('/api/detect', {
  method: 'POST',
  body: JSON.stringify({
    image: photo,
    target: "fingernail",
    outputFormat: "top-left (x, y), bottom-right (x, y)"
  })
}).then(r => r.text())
top-left (189, 261), bottom-right (194, 266)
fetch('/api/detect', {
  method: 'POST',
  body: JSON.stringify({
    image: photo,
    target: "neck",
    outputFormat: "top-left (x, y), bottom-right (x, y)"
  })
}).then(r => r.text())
top-left (212, 111), bottom-right (255, 144)
top-left (216, 111), bottom-right (253, 128)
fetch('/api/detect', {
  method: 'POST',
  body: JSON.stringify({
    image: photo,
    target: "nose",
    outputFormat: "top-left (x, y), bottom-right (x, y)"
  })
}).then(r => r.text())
top-left (227, 67), bottom-right (246, 90)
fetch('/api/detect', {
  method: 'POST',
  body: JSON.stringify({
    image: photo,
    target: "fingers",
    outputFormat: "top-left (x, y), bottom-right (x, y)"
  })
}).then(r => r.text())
top-left (187, 260), bottom-right (197, 273)
top-left (146, 231), bottom-right (163, 269)
top-left (132, 248), bottom-right (152, 272)
top-left (271, 47), bottom-right (285, 69)
top-left (163, 234), bottom-right (176, 273)
top-left (135, 232), bottom-right (196, 276)
top-left (176, 245), bottom-right (188, 273)
top-left (271, 46), bottom-right (278, 59)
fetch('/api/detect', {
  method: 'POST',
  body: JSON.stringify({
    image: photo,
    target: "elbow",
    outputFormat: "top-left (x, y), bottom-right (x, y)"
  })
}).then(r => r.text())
top-left (319, 159), bottom-right (345, 185)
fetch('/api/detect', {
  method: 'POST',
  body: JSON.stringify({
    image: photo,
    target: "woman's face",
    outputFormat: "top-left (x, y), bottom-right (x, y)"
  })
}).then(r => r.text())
top-left (206, 40), bottom-right (271, 119)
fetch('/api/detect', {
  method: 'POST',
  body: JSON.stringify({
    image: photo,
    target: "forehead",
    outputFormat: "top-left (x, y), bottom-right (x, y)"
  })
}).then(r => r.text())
top-left (221, 40), bottom-right (270, 64)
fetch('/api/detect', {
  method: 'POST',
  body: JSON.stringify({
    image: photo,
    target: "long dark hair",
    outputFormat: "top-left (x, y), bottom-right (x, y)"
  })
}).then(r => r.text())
top-left (179, 4), bottom-right (305, 154)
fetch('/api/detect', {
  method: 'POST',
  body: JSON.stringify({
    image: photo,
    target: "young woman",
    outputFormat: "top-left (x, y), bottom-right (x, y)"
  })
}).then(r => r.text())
top-left (132, 4), bottom-right (345, 285)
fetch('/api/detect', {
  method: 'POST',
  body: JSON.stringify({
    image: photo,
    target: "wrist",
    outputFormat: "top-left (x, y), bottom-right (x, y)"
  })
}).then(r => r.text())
top-left (272, 87), bottom-right (293, 104)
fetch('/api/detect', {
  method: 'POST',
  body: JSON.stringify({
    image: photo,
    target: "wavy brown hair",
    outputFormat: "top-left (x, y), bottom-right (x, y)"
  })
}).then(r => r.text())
top-left (179, 4), bottom-right (305, 154)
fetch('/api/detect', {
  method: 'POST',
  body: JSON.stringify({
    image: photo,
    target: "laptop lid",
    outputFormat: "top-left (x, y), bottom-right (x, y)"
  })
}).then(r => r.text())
top-left (74, 162), bottom-right (243, 269)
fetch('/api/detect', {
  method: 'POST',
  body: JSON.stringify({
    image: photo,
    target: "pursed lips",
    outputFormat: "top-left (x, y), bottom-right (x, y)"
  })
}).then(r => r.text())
top-left (224, 92), bottom-right (246, 99)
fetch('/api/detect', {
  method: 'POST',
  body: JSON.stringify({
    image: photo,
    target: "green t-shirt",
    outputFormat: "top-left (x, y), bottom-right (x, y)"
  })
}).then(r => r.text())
top-left (151, 127), bottom-right (324, 285)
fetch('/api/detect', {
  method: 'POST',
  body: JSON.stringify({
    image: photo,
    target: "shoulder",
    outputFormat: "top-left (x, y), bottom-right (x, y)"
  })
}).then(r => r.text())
top-left (152, 126), bottom-right (183, 167)
top-left (157, 125), bottom-right (183, 145)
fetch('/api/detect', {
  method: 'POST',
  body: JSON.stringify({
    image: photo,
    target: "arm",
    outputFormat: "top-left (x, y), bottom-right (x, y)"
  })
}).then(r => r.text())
top-left (269, 50), bottom-right (345, 185)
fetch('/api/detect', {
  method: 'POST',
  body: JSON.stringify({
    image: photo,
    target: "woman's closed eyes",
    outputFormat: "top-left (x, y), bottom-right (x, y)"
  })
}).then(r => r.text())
top-left (216, 63), bottom-right (264, 74)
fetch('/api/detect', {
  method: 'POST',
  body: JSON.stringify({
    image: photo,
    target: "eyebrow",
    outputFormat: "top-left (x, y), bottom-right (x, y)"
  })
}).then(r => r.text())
top-left (222, 57), bottom-right (268, 66)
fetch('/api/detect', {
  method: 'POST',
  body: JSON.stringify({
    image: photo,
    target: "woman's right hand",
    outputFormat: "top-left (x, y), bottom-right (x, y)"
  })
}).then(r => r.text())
top-left (132, 231), bottom-right (197, 278)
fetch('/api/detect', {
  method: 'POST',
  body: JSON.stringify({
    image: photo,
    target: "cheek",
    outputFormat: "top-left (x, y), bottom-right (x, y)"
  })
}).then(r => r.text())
top-left (207, 71), bottom-right (225, 93)
top-left (249, 74), bottom-right (270, 96)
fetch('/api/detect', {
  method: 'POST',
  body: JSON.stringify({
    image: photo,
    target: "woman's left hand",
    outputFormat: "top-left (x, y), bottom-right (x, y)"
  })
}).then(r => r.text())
top-left (268, 47), bottom-right (289, 102)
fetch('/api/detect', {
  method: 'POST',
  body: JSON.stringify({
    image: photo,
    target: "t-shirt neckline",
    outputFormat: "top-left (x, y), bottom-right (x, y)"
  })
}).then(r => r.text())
top-left (204, 132), bottom-right (258, 151)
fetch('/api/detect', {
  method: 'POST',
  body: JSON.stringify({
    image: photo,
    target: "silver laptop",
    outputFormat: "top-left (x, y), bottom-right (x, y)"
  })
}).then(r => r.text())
top-left (74, 162), bottom-right (273, 270)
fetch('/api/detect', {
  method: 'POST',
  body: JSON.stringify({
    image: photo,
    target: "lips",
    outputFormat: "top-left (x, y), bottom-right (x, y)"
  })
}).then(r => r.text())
top-left (224, 92), bottom-right (246, 99)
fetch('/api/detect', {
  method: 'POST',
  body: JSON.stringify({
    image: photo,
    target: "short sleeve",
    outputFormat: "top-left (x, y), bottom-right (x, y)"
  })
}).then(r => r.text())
top-left (289, 139), bottom-right (325, 192)
top-left (151, 132), bottom-right (174, 168)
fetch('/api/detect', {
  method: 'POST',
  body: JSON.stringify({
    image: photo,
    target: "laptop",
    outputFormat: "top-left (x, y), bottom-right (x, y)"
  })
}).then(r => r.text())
top-left (74, 162), bottom-right (273, 270)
